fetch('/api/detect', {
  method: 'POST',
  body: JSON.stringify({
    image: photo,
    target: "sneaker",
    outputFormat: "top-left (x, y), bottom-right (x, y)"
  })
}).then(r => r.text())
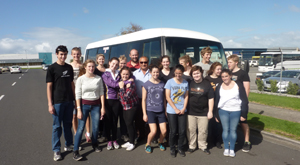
top-left (126, 143), bottom-right (135, 151)
top-left (178, 150), bottom-right (186, 157)
top-left (145, 145), bottom-right (152, 153)
top-left (107, 141), bottom-right (113, 150)
top-left (99, 136), bottom-right (107, 143)
top-left (202, 149), bottom-right (210, 155)
top-left (223, 149), bottom-right (229, 156)
top-left (85, 133), bottom-right (92, 143)
top-left (242, 142), bottom-right (251, 152)
top-left (113, 141), bottom-right (120, 149)
top-left (121, 135), bottom-right (130, 142)
top-left (229, 150), bottom-right (235, 157)
top-left (158, 143), bottom-right (166, 151)
top-left (73, 151), bottom-right (83, 161)
top-left (93, 146), bottom-right (102, 152)
top-left (121, 142), bottom-right (131, 148)
top-left (53, 151), bottom-right (62, 161)
top-left (64, 145), bottom-right (82, 151)
top-left (186, 148), bottom-right (196, 154)
top-left (170, 149), bottom-right (176, 158)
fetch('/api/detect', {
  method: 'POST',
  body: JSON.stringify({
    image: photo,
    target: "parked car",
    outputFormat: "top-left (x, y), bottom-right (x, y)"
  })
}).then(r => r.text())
top-left (255, 71), bottom-right (280, 84)
top-left (263, 70), bottom-right (300, 93)
top-left (249, 60), bottom-right (258, 67)
top-left (2, 66), bottom-right (10, 72)
top-left (10, 66), bottom-right (22, 74)
top-left (43, 64), bottom-right (50, 71)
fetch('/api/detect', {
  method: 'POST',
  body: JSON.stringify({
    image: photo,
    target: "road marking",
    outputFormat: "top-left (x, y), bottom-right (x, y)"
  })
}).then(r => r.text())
top-left (0, 95), bottom-right (4, 101)
top-left (12, 82), bottom-right (16, 86)
top-left (19, 77), bottom-right (21, 79)
top-left (22, 74), bottom-right (24, 76)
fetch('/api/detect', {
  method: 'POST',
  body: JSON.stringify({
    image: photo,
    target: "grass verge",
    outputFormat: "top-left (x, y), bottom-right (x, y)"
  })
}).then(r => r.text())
top-left (248, 112), bottom-right (300, 141)
top-left (249, 92), bottom-right (300, 111)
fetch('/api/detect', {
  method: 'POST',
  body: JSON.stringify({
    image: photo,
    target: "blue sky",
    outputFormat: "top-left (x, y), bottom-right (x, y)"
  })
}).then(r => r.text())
top-left (1, 0), bottom-right (300, 54)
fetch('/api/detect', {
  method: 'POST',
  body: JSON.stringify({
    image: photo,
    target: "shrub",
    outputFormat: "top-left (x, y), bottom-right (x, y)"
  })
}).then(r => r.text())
top-left (256, 79), bottom-right (264, 91)
top-left (287, 81), bottom-right (299, 95)
top-left (269, 80), bottom-right (278, 93)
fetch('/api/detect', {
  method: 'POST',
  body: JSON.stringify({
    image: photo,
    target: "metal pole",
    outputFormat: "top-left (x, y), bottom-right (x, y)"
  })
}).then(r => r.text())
top-left (279, 48), bottom-right (283, 95)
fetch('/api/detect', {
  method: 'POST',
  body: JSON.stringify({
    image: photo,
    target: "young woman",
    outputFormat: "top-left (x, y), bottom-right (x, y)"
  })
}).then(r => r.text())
top-left (158, 55), bottom-right (173, 84)
top-left (186, 66), bottom-right (214, 155)
top-left (142, 65), bottom-right (167, 154)
top-left (70, 47), bottom-right (91, 143)
top-left (214, 69), bottom-right (248, 157)
top-left (205, 62), bottom-right (223, 149)
top-left (165, 64), bottom-right (189, 158)
top-left (101, 57), bottom-right (121, 150)
top-left (118, 66), bottom-right (139, 151)
top-left (73, 59), bottom-right (105, 161)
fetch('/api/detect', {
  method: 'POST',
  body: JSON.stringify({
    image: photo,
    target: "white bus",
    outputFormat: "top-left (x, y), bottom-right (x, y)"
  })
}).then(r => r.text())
top-left (258, 51), bottom-right (300, 72)
top-left (84, 28), bottom-right (228, 68)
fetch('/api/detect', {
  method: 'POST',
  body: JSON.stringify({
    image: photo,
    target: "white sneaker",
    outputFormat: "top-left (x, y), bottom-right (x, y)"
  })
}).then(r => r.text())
top-left (229, 150), bottom-right (235, 157)
top-left (223, 149), bottom-right (229, 156)
top-left (121, 142), bottom-right (130, 148)
top-left (126, 143), bottom-right (135, 151)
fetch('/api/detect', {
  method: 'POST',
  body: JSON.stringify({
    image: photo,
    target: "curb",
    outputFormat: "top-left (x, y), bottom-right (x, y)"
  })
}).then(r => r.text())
top-left (249, 127), bottom-right (300, 151)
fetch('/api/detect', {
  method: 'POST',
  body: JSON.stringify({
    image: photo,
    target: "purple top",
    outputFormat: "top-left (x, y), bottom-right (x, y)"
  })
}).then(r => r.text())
top-left (143, 80), bottom-right (165, 113)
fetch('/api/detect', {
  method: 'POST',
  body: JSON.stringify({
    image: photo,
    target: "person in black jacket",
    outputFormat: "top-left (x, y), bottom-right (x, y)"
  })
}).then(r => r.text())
top-left (214, 69), bottom-right (248, 158)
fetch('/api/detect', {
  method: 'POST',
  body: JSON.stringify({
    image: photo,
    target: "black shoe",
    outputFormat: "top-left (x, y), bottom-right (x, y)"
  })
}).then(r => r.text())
top-left (216, 142), bottom-right (223, 149)
top-left (99, 136), bottom-right (107, 143)
top-left (170, 150), bottom-right (176, 158)
top-left (73, 151), bottom-right (83, 161)
top-left (242, 142), bottom-right (251, 152)
top-left (93, 146), bottom-right (102, 152)
top-left (178, 150), bottom-right (186, 157)
top-left (203, 149), bottom-right (210, 155)
top-left (186, 148), bottom-right (196, 154)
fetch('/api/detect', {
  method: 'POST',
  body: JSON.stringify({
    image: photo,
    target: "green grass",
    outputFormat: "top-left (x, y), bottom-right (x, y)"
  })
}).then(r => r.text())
top-left (248, 112), bottom-right (300, 141)
top-left (249, 92), bottom-right (300, 111)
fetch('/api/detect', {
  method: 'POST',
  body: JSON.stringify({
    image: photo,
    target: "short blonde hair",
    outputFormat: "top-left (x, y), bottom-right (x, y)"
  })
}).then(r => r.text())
top-left (96, 54), bottom-right (105, 64)
top-left (71, 47), bottom-right (82, 54)
top-left (200, 47), bottom-right (212, 57)
top-left (119, 55), bottom-right (126, 61)
top-left (227, 54), bottom-right (239, 63)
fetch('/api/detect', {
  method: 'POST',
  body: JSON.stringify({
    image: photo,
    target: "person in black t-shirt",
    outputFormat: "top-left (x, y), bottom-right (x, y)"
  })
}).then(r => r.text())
top-left (205, 62), bottom-right (223, 149)
top-left (227, 55), bottom-right (251, 152)
top-left (158, 55), bottom-right (174, 84)
top-left (186, 66), bottom-right (214, 155)
top-left (46, 45), bottom-right (75, 161)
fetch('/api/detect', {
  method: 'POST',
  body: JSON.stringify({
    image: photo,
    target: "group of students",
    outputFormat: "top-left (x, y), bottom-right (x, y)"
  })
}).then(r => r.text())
top-left (47, 45), bottom-right (250, 161)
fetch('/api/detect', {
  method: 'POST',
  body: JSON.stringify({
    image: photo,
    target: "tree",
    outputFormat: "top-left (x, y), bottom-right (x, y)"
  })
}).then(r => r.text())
top-left (118, 22), bottom-right (143, 35)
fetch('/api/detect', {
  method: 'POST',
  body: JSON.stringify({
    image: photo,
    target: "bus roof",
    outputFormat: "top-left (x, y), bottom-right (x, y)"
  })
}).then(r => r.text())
top-left (261, 51), bottom-right (300, 55)
top-left (86, 28), bottom-right (221, 50)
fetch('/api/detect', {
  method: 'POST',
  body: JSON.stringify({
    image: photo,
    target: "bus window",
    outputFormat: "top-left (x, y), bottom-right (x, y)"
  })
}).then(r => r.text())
top-left (143, 40), bottom-right (161, 65)
top-left (110, 43), bottom-right (128, 60)
top-left (86, 48), bottom-right (98, 61)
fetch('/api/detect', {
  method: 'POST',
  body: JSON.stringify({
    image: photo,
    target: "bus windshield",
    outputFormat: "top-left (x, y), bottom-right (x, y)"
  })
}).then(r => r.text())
top-left (259, 54), bottom-right (275, 66)
top-left (165, 37), bottom-right (227, 68)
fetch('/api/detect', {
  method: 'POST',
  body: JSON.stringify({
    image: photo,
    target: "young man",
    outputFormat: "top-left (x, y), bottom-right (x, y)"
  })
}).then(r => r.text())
top-left (194, 47), bottom-right (213, 77)
top-left (179, 55), bottom-right (193, 83)
top-left (46, 45), bottom-right (75, 161)
top-left (227, 54), bottom-right (251, 152)
top-left (126, 49), bottom-right (140, 72)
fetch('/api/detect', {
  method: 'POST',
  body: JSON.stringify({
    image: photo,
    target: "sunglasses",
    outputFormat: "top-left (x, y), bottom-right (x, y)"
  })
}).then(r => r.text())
top-left (140, 61), bottom-right (148, 64)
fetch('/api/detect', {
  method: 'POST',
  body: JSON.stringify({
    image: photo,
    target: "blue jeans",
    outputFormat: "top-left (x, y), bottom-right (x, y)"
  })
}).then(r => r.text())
top-left (219, 109), bottom-right (241, 150)
top-left (74, 104), bottom-right (100, 151)
top-left (167, 113), bottom-right (187, 151)
top-left (52, 101), bottom-right (74, 152)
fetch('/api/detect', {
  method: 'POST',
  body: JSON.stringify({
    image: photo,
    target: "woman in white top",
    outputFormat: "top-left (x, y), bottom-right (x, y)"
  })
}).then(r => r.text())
top-left (214, 69), bottom-right (248, 158)
top-left (73, 59), bottom-right (105, 161)
top-left (70, 47), bottom-right (92, 143)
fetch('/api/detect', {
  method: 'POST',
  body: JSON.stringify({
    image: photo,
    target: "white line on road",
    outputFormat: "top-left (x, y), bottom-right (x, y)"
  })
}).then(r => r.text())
top-left (0, 95), bottom-right (4, 101)
top-left (12, 82), bottom-right (16, 86)
top-left (22, 74), bottom-right (24, 76)
top-left (19, 77), bottom-right (21, 79)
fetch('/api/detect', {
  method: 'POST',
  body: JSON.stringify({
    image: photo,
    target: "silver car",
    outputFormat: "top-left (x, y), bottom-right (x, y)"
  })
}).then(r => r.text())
top-left (10, 65), bottom-right (22, 74)
top-left (263, 70), bottom-right (300, 93)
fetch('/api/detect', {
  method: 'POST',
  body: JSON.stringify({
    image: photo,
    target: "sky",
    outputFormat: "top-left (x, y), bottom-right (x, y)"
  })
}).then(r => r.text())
top-left (0, 0), bottom-right (300, 55)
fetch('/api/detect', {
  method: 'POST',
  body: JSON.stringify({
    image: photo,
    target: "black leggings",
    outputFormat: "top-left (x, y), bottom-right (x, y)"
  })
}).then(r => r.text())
top-left (123, 107), bottom-right (137, 144)
top-left (105, 99), bottom-right (120, 141)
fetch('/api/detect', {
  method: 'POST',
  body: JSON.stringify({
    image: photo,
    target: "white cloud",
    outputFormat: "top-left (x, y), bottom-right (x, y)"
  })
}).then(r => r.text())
top-left (289, 5), bottom-right (300, 13)
top-left (220, 31), bottom-right (300, 48)
top-left (0, 27), bottom-right (93, 54)
top-left (83, 7), bottom-right (89, 13)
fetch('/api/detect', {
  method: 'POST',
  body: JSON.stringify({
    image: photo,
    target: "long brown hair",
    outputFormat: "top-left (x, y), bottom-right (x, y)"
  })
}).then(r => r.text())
top-left (79, 59), bottom-right (96, 77)
top-left (207, 62), bottom-right (222, 75)
top-left (159, 55), bottom-right (170, 70)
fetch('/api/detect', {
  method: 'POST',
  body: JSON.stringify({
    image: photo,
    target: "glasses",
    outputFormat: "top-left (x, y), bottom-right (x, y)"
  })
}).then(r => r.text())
top-left (140, 61), bottom-right (148, 64)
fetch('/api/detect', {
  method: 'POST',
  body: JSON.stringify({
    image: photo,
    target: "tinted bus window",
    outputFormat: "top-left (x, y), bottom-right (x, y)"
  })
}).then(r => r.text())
top-left (143, 40), bottom-right (161, 65)
top-left (110, 43), bottom-right (128, 60)
top-left (86, 48), bottom-right (98, 61)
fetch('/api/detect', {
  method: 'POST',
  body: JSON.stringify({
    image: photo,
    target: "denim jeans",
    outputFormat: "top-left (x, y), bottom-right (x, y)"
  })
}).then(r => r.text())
top-left (52, 101), bottom-right (74, 152)
top-left (218, 109), bottom-right (241, 150)
top-left (74, 104), bottom-right (101, 151)
top-left (167, 113), bottom-right (187, 151)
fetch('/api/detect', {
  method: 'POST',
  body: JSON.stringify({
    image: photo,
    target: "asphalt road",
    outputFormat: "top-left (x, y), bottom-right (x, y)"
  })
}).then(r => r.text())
top-left (0, 69), bottom-right (299, 165)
